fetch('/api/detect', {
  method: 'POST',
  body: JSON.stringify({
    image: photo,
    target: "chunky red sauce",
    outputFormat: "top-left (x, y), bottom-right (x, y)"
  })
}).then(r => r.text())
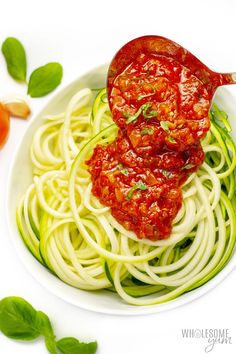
top-left (87, 53), bottom-right (214, 240)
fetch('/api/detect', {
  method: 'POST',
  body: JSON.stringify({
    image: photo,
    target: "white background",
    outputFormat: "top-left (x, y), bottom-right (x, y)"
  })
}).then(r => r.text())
top-left (0, 0), bottom-right (236, 353)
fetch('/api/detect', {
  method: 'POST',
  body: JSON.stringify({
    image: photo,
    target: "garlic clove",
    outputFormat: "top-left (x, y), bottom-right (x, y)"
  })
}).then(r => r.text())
top-left (1, 97), bottom-right (31, 119)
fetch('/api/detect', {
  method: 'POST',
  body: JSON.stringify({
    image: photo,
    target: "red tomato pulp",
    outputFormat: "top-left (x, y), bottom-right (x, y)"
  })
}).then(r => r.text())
top-left (87, 53), bottom-right (216, 240)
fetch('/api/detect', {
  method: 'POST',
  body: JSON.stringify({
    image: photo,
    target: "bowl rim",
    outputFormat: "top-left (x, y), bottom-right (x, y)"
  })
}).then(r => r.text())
top-left (6, 64), bottom-right (236, 316)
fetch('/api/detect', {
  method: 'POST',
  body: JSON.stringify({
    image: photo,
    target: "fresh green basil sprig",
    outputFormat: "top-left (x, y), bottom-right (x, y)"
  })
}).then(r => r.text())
top-left (0, 296), bottom-right (97, 354)
top-left (1, 37), bottom-right (63, 97)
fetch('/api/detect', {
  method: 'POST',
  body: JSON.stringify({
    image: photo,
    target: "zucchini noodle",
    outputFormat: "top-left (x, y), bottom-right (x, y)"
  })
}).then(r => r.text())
top-left (16, 88), bottom-right (236, 305)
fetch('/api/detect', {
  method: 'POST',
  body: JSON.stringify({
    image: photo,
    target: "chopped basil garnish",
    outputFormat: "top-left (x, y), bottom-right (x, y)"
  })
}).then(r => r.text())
top-left (162, 170), bottom-right (172, 178)
top-left (125, 103), bottom-right (157, 124)
top-left (124, 105), bottom-right (144, 124)
top-left (126, 181), bottom-right (147, 200)
top-left (140, 127), bottom-right (154, 136)
top-left (167, 135), bottom-right (177, 144)
top-left (121, 168), bottom-right (129, 176)
top-left (142, 103), bottom-right (158, 119)
top-left (117, 164), bottom-right (129, 176)
top-left (182, 164), bottom-right (194, 170)
top-left (160, 121), bottom-right (170, 132)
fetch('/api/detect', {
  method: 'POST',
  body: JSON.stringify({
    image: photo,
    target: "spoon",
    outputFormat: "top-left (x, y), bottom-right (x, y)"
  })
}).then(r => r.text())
top-left (107, 35), bottom-right (236, 103)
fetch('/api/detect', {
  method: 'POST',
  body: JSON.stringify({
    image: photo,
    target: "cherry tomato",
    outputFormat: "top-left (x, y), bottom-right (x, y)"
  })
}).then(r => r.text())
top-left (0, 103), bottom-right (10, 149)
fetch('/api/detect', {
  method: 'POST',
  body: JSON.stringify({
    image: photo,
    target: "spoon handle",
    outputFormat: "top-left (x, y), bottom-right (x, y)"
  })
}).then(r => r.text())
top-left (203, 72), bottom-right (236, 96)
top-left (226, 73), bottom-right (236, 83)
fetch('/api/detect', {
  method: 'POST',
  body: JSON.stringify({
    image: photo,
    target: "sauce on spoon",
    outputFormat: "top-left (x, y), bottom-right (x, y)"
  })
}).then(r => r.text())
top-left (87, 36), bottom-right (234, 240)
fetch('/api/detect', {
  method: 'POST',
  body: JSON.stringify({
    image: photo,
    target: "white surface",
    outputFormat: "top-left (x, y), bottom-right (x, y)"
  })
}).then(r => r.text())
top-left (1, 0), bottom-right (236, 352)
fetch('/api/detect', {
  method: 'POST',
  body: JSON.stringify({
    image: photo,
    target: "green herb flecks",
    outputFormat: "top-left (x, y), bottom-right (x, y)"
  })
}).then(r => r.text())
top-left (142, 103), bottom-right (158, 119)
top-left (182, 164), bottom-right (194, 170)
top-left (162, 170), bottom-right (172, 178)
top-left (167, 135), bottom-right (177, 144)
top-left (160, 120), bottom-right (170, 132)
top-left (125, 103), bottom-right (157, 124)
top-left (121, 168), bottom-right (129, 176)
top-left (2, 37), bottom-right (27, 82)
top-left (140, 127), bottom-right (154, 136)
top-left (117, 164), bottom-right (129, 176)
top-left (126, 181), bottom-right (147, 200)
top-left (124, 105), bottom-right (145, 124)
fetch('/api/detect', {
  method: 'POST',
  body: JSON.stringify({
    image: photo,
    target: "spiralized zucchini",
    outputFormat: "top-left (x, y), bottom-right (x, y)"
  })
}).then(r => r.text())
top-left (17, 88), bottom-right (236, 305)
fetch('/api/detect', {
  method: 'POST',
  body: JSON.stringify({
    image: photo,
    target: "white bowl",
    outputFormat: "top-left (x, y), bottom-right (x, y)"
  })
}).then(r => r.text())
top-left (7, 64), bottom-right (236, 315)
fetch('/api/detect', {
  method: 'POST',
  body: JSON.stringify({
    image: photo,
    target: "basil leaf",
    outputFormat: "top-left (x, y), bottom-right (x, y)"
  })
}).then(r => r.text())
top-left (56, 337), bottom-right (97, 354)
top-left (36, 311), bottom-right (57, 354)
top-left (140, 128), bottom-right (154, 135)
top-left (0, 296), bottom-right (98, 354)
top-left (45, 336), bottom-right (58, 354)
top-left (35, 311), bottom-right (54, 337)
top-left (1, 37), bottom-right (27, 82)
top-left (0, 297), bottom-right (40, 340)
top-left (28, 62), bottom-right (63, 97)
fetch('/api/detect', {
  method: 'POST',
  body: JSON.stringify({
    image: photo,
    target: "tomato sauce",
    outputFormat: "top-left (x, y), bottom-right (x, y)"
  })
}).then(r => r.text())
top-left (87, 53), bottom-right (213, 240)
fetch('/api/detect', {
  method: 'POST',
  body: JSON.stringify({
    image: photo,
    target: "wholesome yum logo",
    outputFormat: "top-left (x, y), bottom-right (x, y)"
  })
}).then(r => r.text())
top-left (181, 328), bottom-right (232, 352)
